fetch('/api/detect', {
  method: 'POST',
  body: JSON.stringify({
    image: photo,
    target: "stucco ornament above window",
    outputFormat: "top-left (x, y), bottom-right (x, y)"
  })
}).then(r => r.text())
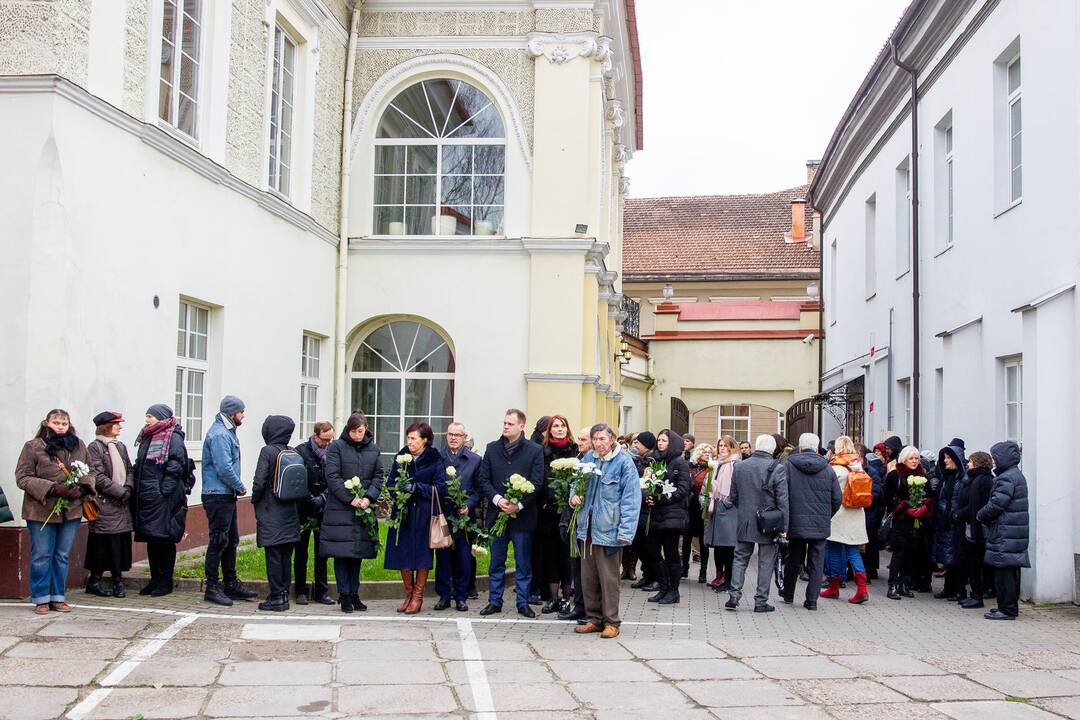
top-left (527, 32), bottom-right (614, 76)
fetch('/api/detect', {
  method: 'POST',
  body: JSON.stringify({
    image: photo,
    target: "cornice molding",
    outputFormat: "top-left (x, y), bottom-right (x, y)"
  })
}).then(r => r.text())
top-left (291, 0), bottom-right (349, 46)
top-left (1, 74), bottom-right (337, 246)
top-left (522, 237), bottom-right (598, 254)
top-left (349, 237), bottom-right (527, 253)
top-left (355, 35), bottom-right (528, 50)
top-left (524, 373), bottom-right (600, 384)
top-left (526, 32), bottom-right (612, 70)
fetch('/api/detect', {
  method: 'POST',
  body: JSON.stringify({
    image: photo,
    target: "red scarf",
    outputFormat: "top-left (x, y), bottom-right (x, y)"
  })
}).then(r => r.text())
top-left (139, 417), bottom-right (177, 465)
top-left (548, 435), bottom-right (571, 449)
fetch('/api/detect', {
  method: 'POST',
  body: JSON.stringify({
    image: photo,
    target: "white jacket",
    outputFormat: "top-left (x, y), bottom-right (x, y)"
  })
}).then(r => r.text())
top-left (827, 464), bottom-right (868, 545)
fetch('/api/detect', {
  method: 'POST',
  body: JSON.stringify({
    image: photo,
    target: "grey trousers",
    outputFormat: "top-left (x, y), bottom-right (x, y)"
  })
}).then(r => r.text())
top-left (728, 540), bottom-right (778, 608)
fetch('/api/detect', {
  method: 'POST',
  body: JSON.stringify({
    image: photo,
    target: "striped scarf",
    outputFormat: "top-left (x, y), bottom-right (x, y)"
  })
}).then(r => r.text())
top-left (139, 417), bottom-right (177, 465)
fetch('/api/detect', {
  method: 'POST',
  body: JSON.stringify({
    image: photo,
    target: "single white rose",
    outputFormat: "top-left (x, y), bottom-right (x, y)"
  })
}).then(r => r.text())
top-left (446, 466), bottom-right (458, 478)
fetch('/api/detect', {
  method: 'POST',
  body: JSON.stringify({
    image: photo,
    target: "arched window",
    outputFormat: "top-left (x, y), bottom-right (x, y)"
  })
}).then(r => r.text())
top-left (373, 78), bottom-right (505, 237)
top-left (351, 320), bottom-right (455, 455)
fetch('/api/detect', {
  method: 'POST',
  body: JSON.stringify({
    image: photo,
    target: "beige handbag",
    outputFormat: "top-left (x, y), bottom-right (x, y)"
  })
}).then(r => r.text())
top-left (429, 491), bottom-right (453, 550)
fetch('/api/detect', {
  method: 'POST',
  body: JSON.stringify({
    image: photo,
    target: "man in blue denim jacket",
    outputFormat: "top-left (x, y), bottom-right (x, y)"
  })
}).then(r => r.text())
top-left (571, 423), bottom-right (641, 639)
top-left (200, 395), bottom-right (257, 606)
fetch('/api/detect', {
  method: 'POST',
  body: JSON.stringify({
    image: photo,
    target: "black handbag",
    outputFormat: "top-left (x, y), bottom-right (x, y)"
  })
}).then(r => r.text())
top-left (877, 513), bottom-right (894, 545)
top-left (755, 461), bottom-right (785, 535)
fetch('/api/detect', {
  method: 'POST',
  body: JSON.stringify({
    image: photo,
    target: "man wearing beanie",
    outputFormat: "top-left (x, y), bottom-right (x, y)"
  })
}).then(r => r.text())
top-left (200, 395), bottom-right (256, 606)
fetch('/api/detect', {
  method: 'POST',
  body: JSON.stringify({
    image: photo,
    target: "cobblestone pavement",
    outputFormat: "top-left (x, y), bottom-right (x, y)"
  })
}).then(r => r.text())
top-left (3, 565), bottom-right (1080, 720)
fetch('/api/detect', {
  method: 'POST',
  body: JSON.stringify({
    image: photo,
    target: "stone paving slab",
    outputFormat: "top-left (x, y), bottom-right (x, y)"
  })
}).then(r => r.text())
top-left (150, 638), bottom-right (232, 661)
top-left (676, 679), bottom-right (804, 707)
top-left (446, 659), bottom-right (554, 685)
top-left (436, 639), bottom-right (537, 660)
top-left (967, 670), bottom-right (1080, 699)
top-left (646, 657), bottom-right (761, 680)
top-left (227, 639), bottom-right (334, 661)
top-left (878, 674), bottom-right (1004, 702)
top-left (85, 686), bottom-right (209, 719)
top-left (204, 685), bottom-right (333, 717)
top-left (0, 636), bottom-right (19, 653)
top-left (461, 682), bottom-right (579, 712)
top-left (530, 639), bottom-right (634, 661)
top-left (338, 683), bottom-right (460, 714)
top-left (718, 707), bottom-right (834, 720)
top-left (37, 617), bottom-right (149, 639)
top-left (547, 659), bottom-right (660, 682)
top-left (932, 700), bottom-right (1062, 719)
top-left (831, 654), bottom-right (949, 676)
top-left (570, 680), bottom-right (695, 710)
top-left (827, 703), bottom-right (951, 720)
top-left (744, 654), bottom-right (857, 679)
top-left (595, 710), bottom-right (715, 720)
top-left (335, 638), bottom-right (437, 660)
top-left (1031, 696), bottom-right (1080, 719)
top-left (782, 678), bottom-right (909, 705)
top-left (618, 638), bottom-right (727, 658)
top-left (0, 657), bottom-right (108, 685)
top-left (339, 657), bottom-right (449, 684)
top-left (218, 660), bottom-right (331, 686)
top-left (116, 658), bottom-right (223, 686)
top-left (711, 638), bottom-right (817, 657)
top-left (240, 623), bottom-right (341, 641)
top-left (1017, 651), bottom-right (1080, 670)
top-left (5, 636), bottom-right (130, 659)
top-left (339, 622), bottom-right (439, 641)
top-left (920, 653), bottom-right (1031, 674)
top-left (0, 686), bottom-right (78, 720)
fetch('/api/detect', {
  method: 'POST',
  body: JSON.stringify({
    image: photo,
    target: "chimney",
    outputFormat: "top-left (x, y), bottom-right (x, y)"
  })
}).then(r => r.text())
top-left (806, 159), bottom-right (821, 185)
top-left (790, 199), bottom-right (806, 242)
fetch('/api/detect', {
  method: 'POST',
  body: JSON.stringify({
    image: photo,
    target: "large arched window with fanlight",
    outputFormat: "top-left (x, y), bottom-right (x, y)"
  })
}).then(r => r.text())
top-left (351, 320), bottom-right (455, 455)
top-left (373, 78), bottom-right (505, 237)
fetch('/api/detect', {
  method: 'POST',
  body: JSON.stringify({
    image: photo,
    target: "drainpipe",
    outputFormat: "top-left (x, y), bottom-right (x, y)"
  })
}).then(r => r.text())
top-left (333, 1), bottom-right (363, 429)
top-left (890, 38), bottom-right (921, 447)
top-left (808, 192), bottom-right (824, 439)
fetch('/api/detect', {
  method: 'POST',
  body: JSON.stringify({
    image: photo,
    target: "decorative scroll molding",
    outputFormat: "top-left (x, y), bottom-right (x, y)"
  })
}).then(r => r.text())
top-left (606, 99), bottom-right (625, 128)
top-left (619, 175), bottom-right (630, 195)
top-left (526, 31), bottom-right (614, 72)
top-left (613, 143), bottom-right (631, 170)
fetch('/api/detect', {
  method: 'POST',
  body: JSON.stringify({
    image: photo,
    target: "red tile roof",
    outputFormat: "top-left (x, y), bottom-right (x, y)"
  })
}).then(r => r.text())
top-left (623, 185), bottom-right (821, 281)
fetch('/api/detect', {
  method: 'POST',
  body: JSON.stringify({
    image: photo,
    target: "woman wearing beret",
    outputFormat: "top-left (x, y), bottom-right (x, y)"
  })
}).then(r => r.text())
top-left (133, 404), bottom-right (193, 597)
top-left (84, 411), bottom-right (135, 598)
top-left (15, 409), bottom-right (93, 615)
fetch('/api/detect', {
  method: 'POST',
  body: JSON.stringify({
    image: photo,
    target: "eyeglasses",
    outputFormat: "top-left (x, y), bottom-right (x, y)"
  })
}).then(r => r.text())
top-left (447, 432), bottom-right (466, 438)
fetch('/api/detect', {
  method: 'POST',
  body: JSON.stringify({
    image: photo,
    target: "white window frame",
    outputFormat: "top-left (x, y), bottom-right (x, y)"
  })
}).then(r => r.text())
top-left (896, 158), bottom-right (911, 277)
top-left (1007, 55), bottom-right (1022, 204)
top-left (157, 0), bottom-right (203, 140)
top-left (268, 23), bottom-right (298, 198)
top-left (176, 299), bottom-right (210, 441)
top-left (776, 412), bottom-right (786, 437)
top-left (299, 384), bottom-right (318, 439)
top-left (944, 124), bottom-right (955, 248)
top-left (298, 333), bottom-right (321, 439)
top-left (1004, 358), bottom-right (1023, 445)
top-left (829, 238), bottom-right (838, 326)
top-left (864, 195), bottom-right (876, 300)
top-left (717, 404), bottom-right (751, 444)
top-left (301, 333), bottom-right (321, 379)
top-left (898, 378), bottom-right (912, 443)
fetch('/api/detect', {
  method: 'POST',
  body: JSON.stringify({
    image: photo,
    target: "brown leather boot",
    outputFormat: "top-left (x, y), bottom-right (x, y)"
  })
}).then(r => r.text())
top-left (397, 570), bottom-right (415, 613)
top-left (405, 568), bottom-right (428, 615)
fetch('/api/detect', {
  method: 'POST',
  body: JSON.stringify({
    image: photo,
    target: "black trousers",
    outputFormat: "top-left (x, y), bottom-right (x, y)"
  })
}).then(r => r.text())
top-left (538, 513), bottom-right (572, 591)
top-left (147, 540), bottom-right (177, 584)
top-left (569, 555), bottom-right (584, 611)
top-left (203, 495), bottom-right (239, 583)
top-left (889, 528), bottom-right (913, 584)
top-left (646, 529), bottom-right (682, 590)
top-left (783, 538), bottom-right (825, 603)
top-left (863, 513), bottom-right (882, 574)
top-left (265, 544), bottom-right (293, 597)
top-left (711, 546), bottom-right (735, 582)
top-left (631, 527), bottom-right (652, 581)
top-left (294, 527), bottom-right (329, 596)
top-left (960, 539), bottom-right (986, 598)
top-left (995, 566), bottom-right (1020, 617)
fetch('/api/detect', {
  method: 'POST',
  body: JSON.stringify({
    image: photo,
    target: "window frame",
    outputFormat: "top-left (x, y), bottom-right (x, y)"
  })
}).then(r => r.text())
top-left (864, 195), bottom-right (877, 300)
top-left (1006, 55), bottom-right (1022, 205)
top-left (268, 22), bottom-right (298, 198)
top-left (301, 333), bottom-right (321, 380)
top-left (1004, 358), bottom-right (1023, 445)
top-left (299, 383), bottom-right (318, 439)
top-left (895, 158), bottom-right (911, 277)
top-left (944, 124), bottom-right (955, 248)
top-left (717, 404), bottom-right (751, 444)
top-left (157, 0), bottom-right (203, 140)
top-left (176, 299), bottom-right (211, 442)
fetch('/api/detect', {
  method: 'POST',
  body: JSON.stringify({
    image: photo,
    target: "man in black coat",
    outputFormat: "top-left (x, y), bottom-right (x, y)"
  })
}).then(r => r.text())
top-left (478, 409), bottom-right (545, 617)
top-left (976, 441), bottom-right (1029, 620)
top-left (294, 421), bottom-right (336, 605)
top-left (435, 421), bottom-right (482, 612)
top-left (780, 432), bottom-right (842, 610)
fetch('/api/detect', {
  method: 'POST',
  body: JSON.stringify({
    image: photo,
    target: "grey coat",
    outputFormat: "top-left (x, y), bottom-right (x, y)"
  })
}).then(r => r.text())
top-left (725, 451), bottom-right (788, 544)
top-left (976, 441), bottom-right (1030, 568)
top-left (784, 451), bottom-right (842, 540)
top-left (86, 439), bottom-right (134, 535)
top-left (704, 459), bottom-right (738, 548)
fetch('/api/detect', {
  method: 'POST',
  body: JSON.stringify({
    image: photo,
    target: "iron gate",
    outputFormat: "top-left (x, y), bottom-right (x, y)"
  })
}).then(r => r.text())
top-left (670, 397), bottom-right (689, 436)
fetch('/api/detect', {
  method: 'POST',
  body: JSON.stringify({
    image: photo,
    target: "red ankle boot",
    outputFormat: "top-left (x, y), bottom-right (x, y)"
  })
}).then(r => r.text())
top-left (820, 576), bottom-right (841, 599)
top-left (849, 572), bottom-right (869, 604)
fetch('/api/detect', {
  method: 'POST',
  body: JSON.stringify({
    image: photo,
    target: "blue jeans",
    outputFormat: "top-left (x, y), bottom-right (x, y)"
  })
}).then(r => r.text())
top-left (825, 540), bottom-right (865, 579)
top-left (334, 558), bottom-right (361, 595)
top-left (27, 519), bottom-right (81, 605)
top-left (435, 531), bottom-right (472, 602)
top-left (488, 530), bottom-right (532, 609)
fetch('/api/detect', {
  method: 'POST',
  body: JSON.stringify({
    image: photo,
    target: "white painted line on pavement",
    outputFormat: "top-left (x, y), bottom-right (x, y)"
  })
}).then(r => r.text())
top-left (66, 612), bottom-right (198, 720)
top-left (458, 618), bottom-right (497, 720)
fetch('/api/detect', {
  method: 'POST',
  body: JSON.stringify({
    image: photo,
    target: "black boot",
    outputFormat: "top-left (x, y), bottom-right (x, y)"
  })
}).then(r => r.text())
top-left (648, 565), bottom-right (668, 603)
top-left (660, 562), bottom-right (682, 604)
top-left (900, 583), bottom-right (915, 598)
top-left (259, 592), bottom-right (289, 612)
top-left (295, 584), bottom-right (309, 605)
top-left (204, 580), bottom-right (233, 606)
top-left (631, 577), bottom-right (650, 589)
top-left (340, 594), bottom-right (354, 613)
top-left (349, 592), bottom-right (367, 612)
top-left (312, 590), bottom-right (335, 605)
top-left (85, 575), bottom-right (111, 597)
top-left (150, 578), bottom-right (173, 597)
top-left (886, 583), bottom-right (901, 600)
top-left (111, 577), bottom-right (126, 599)
top-left (225, 579), bottom-right (258, 601)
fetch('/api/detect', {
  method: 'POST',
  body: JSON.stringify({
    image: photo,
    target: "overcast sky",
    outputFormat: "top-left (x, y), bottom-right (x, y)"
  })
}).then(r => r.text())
top-left (626, 0), bottom-right (911, 198)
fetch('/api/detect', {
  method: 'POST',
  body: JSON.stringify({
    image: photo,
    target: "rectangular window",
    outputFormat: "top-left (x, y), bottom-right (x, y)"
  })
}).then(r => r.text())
top-left (718, 404), bottom-right (751, 443)
top-left (864, 195), bottom-right (876, 299)
top-left (158, 0), bottom-right (202, 138)
top-left (945, 125), bottom-right (954, 247)
top-left (1007, 56), bottom-right (1022, 203)
top-left (895, 158), bottom-right (911, 275)
top-left (829, 238), bottom-right (838, 326)
top-left (1004, 359), bottom-right (1023, 444)
top-left (299, 384), bottom-right (318, 439)
top-left (898, 378), bottom-right (911, 444)
top-left (301, 334), bottom-right (320, 379)
top-left (176, 299), bottom-right (210, 441)
top-left (268, 24), bottom-right (297, 197)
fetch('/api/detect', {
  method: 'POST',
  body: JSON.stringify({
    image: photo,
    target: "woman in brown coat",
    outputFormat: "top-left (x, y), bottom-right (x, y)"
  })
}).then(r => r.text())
top-left (84, 411), bottom-right (135, 598)
top-left (15, 409), bottom-right (93, 614)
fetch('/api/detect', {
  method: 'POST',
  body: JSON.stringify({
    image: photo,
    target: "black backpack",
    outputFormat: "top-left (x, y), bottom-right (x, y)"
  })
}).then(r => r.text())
top-left (273, 448), bottom-right (308, 501)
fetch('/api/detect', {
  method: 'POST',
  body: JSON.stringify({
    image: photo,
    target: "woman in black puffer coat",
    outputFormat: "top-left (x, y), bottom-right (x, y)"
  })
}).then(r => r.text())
top-left (322, 412), bottom-right (384, 613)
top-left (976, 441), bottom-right (1029, 620)
top-left (133, 404), bottom-right (194, 598)
top-left (537, 414), bottom-right (578, 614)
top-left (932, 444), bottom-right (966, 600)
top-left (952, 451), bottom-right (995, 608)
top-left (643, 429), bottom-right (691, 605)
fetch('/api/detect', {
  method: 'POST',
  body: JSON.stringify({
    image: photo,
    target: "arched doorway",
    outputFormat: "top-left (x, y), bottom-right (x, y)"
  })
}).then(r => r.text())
top-left (350, 319), bottom-right (455, 455)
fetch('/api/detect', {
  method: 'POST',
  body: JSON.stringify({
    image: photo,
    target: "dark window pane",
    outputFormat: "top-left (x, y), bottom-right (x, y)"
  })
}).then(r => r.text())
top-left (375, 145), bottom-right (405, 173)
top-left (162, 1), bottom-right (177, 44)
top-left (405, 378), bottom-right (430, 415)
top-left (159, 79), bottom-right (173, 122)
top-left (440, 175), bottom-right (472, 205)
top-left (441, 145), bottom-right (472, 174)
top-left (474, 145), bottom-right (504, 174)
top-left (473, 175), bottom-right (504, 205)
top-left (373, 206), bottom-right (404, 235)
top-left (406, 175), bottom-right (435, 205)
top-left (406, 326), bottom-right (447, 371)
top-left (430, 379), bottom-right (454, 416)
top-left (374, 176), bottom-right (405, 205)
top-left (178, 93), bottom-right (196, 137)
top-left (473, 206), bottom-right (503, 236)
top-left (406, 206), bottom-right (435, 235)
top-left (377, 378), bottom-right (401, 415)
top-left (375, 417), bottom-right (400, 454)
top-left (406, 145), bottom-right (436, 174)
top-left (365, 325), bottom-right (400, 367)
top-left (382, 85), bottom-right (436, 138)
top-left (445, 83), bottom-right (503, 138)
top-left (412, 344), bottom-right (455, 373)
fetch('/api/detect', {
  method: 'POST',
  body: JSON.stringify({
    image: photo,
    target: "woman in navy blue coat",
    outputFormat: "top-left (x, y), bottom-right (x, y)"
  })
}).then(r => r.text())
top-left (384, 422), bottom-right (446, 614)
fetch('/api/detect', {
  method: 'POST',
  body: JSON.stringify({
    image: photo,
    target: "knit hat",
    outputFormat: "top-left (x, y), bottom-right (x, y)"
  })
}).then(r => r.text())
top-left (220, 395), bottom-right (246, 415)
top-left (146, 404), bottom-right (174, 421)
top-left (636, 431), bottom-right (657, 450)
top-left (92, 411), bottom-right (124, 427)
top-left (949, 437), bottom-right (966, 450)
top-left (883, 435), bottom-right (903, 458)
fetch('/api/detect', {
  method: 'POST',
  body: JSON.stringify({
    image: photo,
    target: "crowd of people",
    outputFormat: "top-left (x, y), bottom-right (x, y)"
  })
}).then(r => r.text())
top-left (12, 400), bottom-right (1030, 630)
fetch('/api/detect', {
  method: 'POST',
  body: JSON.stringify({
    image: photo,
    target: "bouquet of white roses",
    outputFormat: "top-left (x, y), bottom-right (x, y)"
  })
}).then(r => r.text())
top-left (492, 473), bottom-right (535, 538)
top-left (444, 466), bottom-right (476, 535)
top-left (42, 459), bottom-right (90, 528)
top-left (343, 475), bottom-right (380, 549)
top-left (640, 458), bottom-right (675, 534)
top-left (567, 461), bottom-right (602, 558)
top-left (548, 457), bottom-right (581, 514)
top-left (380, 453), bottom-right (415, 546)
top-left (907, 475), bottom-right (929, 530)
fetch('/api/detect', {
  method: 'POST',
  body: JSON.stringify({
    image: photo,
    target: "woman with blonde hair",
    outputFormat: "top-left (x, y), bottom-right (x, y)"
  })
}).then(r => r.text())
top-left (821, 436), bottom-right (870, 603)
top-left (704, 437), bottom-right (739, 591)
top-left (884, 445), bottom-right (933, 599)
